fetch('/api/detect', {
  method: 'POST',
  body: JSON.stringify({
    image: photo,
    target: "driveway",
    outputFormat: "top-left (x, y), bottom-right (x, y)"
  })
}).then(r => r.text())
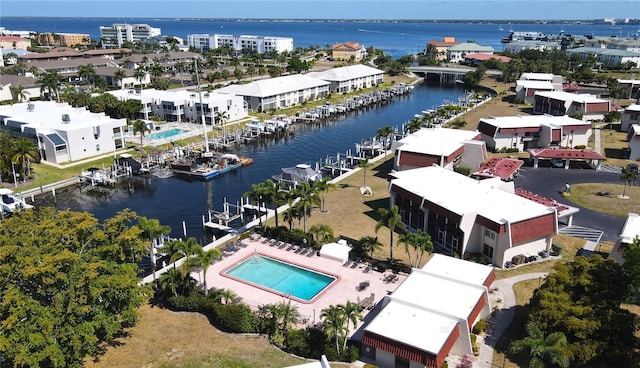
top-left (514, 165), bottom-right (625, 242)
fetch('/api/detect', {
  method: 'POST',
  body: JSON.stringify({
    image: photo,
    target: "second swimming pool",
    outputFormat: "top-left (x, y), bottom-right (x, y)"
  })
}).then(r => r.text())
top-left (146, 128), bottom-right (188, 140)
top-left (223, 254), bottom-right (337, 302)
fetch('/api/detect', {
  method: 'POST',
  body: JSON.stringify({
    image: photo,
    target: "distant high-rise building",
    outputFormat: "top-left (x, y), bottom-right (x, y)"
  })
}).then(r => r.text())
top-left (187, 34), bottom-right (293, 54)
top-left (99, 24), bottom-right (161, 48)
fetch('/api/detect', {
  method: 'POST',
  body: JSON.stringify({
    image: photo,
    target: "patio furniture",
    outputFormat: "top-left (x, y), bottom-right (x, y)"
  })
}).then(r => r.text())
top-left (356, 280), bottom-right (370, 291)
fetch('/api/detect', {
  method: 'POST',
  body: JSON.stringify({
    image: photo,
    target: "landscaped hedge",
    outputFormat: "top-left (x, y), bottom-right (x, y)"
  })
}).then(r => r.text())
top-left (169, 293), bottom-right (215, 313)
top-left (213, 303), bottom-right (255, 333)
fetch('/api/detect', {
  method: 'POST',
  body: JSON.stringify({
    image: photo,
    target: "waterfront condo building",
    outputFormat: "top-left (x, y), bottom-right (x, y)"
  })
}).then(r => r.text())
top-left (0, 36), bottom-right (30, 51)
top-left (99, 24), bottom-right (161, 48)
top-left (0, 101), bottom-right (126, 164)
top-left (307, 64), bottom-right (383, 93)
top-left (532, 91), bottom-right (611, 121)
top-left (425, 37), bottom-right (460, 61)
top-left (331, 41), bottom-right (367, 61)
top-left (187, 34), bottom-right (293, 54)
top-left (388, 165), bottom-right (557, 268)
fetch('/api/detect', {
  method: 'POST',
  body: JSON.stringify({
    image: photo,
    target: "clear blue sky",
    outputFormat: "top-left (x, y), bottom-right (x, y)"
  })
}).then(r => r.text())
top-left (1, 0), bottom-right (638, 20)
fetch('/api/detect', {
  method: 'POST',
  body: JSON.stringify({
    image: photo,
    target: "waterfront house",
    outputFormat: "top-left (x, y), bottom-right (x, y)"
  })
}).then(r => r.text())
top-left (446, 43), bottom-right (494, 64)
top-left (609, 213), bottom-right (640, 264)
top-left (331, 42), bottom-right (367, 61)
top-left (360, 254), bottom-right (494, 368)
top-left (425, 37), bottom-right (460, 61)
top-left (0, 101), bottom-right (126, 164)
top-left (533, 91), bottom-right (611, 121)
top-left (216, 74), bottom-right (330, 112)
top-left (306, 64), bottom-right (383, 93)
top-left (477, 115), bottom-right (592, 152)
top-left (583, 37), bottom-right (640, 53)
top-left (387, 165), bottom-right (557, 268)
top-left (108, 88), bottom-right (248, 123)
top-left (391, 127), bottom-right (486, 172)
top-left (187, 33), bottom-right (293, 54)
top-left (566, 47), bottom-right (640, 68)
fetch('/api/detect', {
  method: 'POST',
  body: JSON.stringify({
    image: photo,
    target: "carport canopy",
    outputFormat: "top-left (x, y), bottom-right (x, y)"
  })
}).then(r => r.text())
top-left (527, 148), bottom-right (607, 169)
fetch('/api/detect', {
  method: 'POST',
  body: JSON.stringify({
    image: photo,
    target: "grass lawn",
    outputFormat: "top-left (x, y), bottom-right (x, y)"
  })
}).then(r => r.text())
top-left (84, 304), bottom-right (309, 368)
top-left (568, 182), bottom-right (640, 217)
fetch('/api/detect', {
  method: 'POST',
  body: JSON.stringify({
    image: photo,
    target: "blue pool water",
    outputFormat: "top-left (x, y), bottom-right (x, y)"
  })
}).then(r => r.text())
top-left (147, 128), bottom-right (188, 140)
top-left (225, 254), bottom-right (336, 302)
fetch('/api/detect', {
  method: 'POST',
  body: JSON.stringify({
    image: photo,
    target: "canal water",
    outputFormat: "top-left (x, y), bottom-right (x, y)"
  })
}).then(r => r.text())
top-left (41, 81), bottom-right (466, 243)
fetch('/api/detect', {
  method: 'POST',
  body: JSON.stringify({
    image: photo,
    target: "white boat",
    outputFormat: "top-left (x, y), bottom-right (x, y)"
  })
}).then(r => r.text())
top-left (79, 168), bottom-right (115, 186)
top-left (0, 188), bottom-right (33, 215)
top-left (245, 120), bottom-right (266, 132)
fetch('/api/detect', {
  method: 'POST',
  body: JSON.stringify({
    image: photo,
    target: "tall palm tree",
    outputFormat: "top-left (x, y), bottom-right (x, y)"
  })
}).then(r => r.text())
top-left (162, 237), bottom-right (200, 265)
top-left (11, 138), bottom-right (40, 183)
top-left (149, 63), bottom-right (165, 82)
top-left (38, 69), bottom-right (62, 101)
top-left (293, 181), bottom-right (321, 233)
top-left (283, 197), bottom-right (296, 230)
top-left (375, 205), bottom-right (407, 261)
top-left (321, 304), bottom-right (347, 354)
top-left (275, 300), bottom-right (301, 332)
top-left (313, 177), bottom-right (335, 214)
top-left (404, 116), bottom-right (423, 134)
top-left (414, 230), bottom-right (434, 267)
top-left (132, 119), bottom-right (150, 150)
top-left (339, 301), bottom-right (363, 350)
top-left (77, 63), bottom-right (96, 89)
top-left (138, 216), bottom-right (171, 282)
top-left (509, 322), bottom-right (570, 368)
top-left (620, 167), bottom-right (637, 198)
top-left (133, 66), bottom-right (148, 119)
top-left (113, 69), bottom-right (127, 89)
top-left (262, 179), bottom-right (286, 228)
top-left (214, 110), bottom-right (229, 127)
top-left (10, 85), bottom-right (30, 103)
top-left (245, 182), bottom-right (267, 228)
top-left (399, 232), bottom-right (417, 267)
top-left (359, 158), bottom-right (370, 190)
top-left (158, 268), bottom-right (196, 298)
top-left (185, 246), bottom-right (222, 295)
top-left (376, 125), bottom-right (394, 159)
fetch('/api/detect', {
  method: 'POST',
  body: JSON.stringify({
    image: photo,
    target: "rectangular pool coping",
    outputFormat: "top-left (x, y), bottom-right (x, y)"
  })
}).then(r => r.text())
top-left (219, 251), bottom-right (342, 304)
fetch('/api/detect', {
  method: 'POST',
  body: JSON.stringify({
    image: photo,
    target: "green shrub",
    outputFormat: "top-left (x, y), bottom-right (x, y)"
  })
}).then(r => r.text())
top-left (574, 145), bottom-right (587, 149)
top-left (454, 166), bottom-right (471, 176)
top-left (213, 303), bottom-right (255, 333)
top-left (169, 293), bottom-right (214, 312)
top-left (472, 319), bottom-right (486, 334)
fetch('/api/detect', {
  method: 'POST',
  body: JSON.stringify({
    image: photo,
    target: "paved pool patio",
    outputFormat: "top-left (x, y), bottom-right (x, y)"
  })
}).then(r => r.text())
top-left (191, 235), bottom-right (407, 329)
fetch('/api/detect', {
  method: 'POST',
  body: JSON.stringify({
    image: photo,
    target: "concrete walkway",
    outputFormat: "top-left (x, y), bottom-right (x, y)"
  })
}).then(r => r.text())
top-left (476, 272), bottom-right (548, 368)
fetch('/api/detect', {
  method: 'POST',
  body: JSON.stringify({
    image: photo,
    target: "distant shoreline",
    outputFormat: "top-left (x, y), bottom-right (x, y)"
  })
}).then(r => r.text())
top-left (0, 16), bottom-right (619, 25)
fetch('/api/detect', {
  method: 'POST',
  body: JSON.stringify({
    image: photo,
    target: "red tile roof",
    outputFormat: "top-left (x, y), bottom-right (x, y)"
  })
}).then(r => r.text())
top-left (527, 148), bottom-right (606, 160)
top-left (473, 158), bottom-right (523, 180)
top-left (515, 189), bottom-right (569, 212)
top-left (464, 53), bottom-right (512, 62)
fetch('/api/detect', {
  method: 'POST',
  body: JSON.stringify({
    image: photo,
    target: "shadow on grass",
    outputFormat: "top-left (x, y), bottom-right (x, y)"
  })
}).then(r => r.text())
top-left (362, 197), bottom-right (389, 222)
top-left (492, 304), bottom-right (530, 368)
top-left (604, 147), bottom-right (630, 160)
top-left (372, 159), bottom-right (394, 179)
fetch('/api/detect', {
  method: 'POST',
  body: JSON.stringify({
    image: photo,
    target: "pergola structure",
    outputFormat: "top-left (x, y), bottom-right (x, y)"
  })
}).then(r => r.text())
top-left (528, 148), bottom-right (607, 170)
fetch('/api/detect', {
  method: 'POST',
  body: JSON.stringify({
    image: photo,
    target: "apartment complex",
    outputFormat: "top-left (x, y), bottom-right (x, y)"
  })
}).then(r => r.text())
top-left (187, 33), bottom-right (293, 54)
top-left (99, 23), bottom-right (161, 48)
top-left (331, 41), bottom-right (366, 61)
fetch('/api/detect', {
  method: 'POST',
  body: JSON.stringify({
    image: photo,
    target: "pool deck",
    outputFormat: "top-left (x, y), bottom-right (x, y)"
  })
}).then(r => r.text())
top-left (192, 235), bottom-right (407, 330)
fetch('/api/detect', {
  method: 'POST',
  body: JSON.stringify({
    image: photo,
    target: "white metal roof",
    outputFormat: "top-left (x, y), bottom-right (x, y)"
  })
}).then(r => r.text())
top-left (306, 64), bottom-right (383, 82)
top-left (620, 213), bottom-right (640, 244)
top-left (520, 72), bottom-right (554, 81)
top-left (515, 80), bottom-right (554, 91)
top-left (479, 115), bottom-right (589, 129)
top-left (216, 74), bottom-right (330, 98)
top-left (625, 104), bottom-right (640, 112)
top-left (0, 101), bottom-right (125, 132)
top-left (390, 165), bottom-right (554, 224)
top-left (392, 128), bottom-right (478, 156)
top-left (420, 254), bottom-right (493, 286)
top-left (534, 91), bottom-right (607, 103)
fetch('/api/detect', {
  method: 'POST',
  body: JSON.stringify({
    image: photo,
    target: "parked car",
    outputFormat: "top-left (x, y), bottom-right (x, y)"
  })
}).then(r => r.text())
top-left (551, 159), bottom-right (564, 168)
top-left (626, 163), bottom-right (639, 175)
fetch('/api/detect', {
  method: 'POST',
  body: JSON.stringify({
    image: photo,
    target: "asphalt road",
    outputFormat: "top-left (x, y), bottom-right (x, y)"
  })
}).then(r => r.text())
top-left (514, 163), bottom-right (625, 243)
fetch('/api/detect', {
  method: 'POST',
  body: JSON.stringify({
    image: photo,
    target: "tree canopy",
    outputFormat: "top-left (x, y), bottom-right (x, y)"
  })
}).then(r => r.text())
top-left (0, 208), bottom-right (149, 367)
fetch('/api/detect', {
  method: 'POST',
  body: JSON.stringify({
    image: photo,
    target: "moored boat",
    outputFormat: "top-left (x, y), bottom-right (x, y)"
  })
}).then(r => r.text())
top-left (0, 188), bottom-right (34, 215)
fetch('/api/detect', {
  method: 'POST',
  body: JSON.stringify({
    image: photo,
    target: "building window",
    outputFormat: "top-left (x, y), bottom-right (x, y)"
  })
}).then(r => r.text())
top-left (484, 228), bottom-right (496, 240)
top-left (361, 345), bottom-right (376, 359)
top-left (483, 244), bottom-right (494, 258)
top-left (96, 144), bottom-right (100, 152)
top-left (394, 356), bottom-right (410, 368)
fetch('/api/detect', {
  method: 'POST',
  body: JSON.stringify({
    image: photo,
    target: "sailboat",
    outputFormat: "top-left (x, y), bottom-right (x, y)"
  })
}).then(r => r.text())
top-left (499, 24), bottom-right (504, 31)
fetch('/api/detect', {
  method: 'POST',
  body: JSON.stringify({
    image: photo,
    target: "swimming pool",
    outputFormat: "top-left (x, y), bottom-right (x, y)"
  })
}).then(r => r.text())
top-left (223, 254), bottom-right (337, 303)
top-left (146, 128), bottom-right (188, 140)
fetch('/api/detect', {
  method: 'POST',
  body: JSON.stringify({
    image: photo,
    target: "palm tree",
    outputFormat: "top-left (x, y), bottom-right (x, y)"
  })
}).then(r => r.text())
top-left (359, 158), bottom-right (370, 190)
top-left (77, 64), bottom-right (96, 88)
top-left (161, 237), bottom-right (200, 265)
top-left (399, 232), bottom-right (417, 267)
top-left (132, 119), bottom-right (150, 150)
top-left (158, 268), bottom-right (196, 298)
top-left (10, 85), bottom-right (30, 103)
top-left (293, 181), bottom-right (321, 233)
top-left (245, 182), bottom-right (267, 228)
top-left (138, 216), bottom-right (171, 282)
top-left (214, 110), bottom-right (229, 127)
top-left (38, 69), bottom-right (62, 101)
top-left (414, 230), bottom-right (434, 267)
top-left (113, 69), bottom-right (127, 89)
top-left (375, 205), bottom-right (407, 261)
top-left (339, 301), bottom-right (363, 350)
top-left (283, 197), bottom-right (296, 230)
top-left (313, 177), bottom-right (335, 214)
top-left (404, 116), bottom-right (423, 134)
top-left (275, 300), bottom-right (301, 332)
top-left (309, 223), bottom-right (334, 245)
top-left (262, 179), bottom-right (286, 228)
top-left (321, 304), bottom-right (347, 354)
top-left (620, 167), bottom-right (637, 198)
top-left (376, 125), bottom-right (394, 159)
top-left (210, 288), bottom-right (238, 304)
top-left (356, 236), bottom-right (383, 259)
top-left (11, 138), bottom-right (40, 183)
top-left (133, 66), bottom-right (148, 119)
top-left (509, 322), bottom-right (570, 368)
top-left (185, 246), bottom-right (222, 295)
top-left (149, 63), bottom-right (165, 81)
